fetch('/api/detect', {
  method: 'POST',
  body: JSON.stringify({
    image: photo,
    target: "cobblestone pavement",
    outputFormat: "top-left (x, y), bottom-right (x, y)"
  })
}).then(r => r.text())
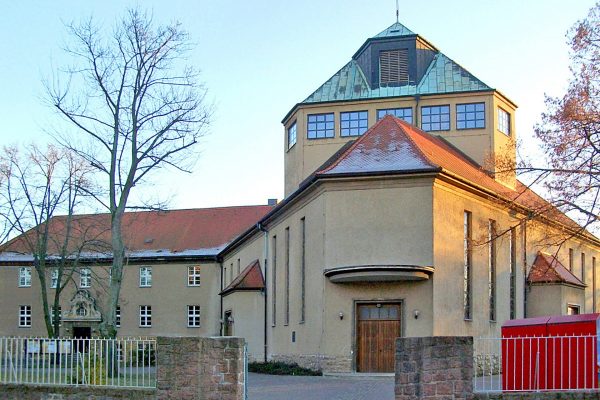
top-left (248, 373), bottom-right (394, 400)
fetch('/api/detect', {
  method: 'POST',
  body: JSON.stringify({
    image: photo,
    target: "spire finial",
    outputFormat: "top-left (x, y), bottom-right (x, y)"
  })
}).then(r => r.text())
top-left (396, 0), bottom-right (399, 22)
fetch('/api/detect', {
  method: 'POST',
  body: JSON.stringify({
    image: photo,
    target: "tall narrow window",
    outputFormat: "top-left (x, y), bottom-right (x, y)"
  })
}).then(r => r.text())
top-left (271, 235), bottom-right (277, 327)
top-left (50, 306), bottom-right (62, 326)
top-left (223, 266), bottom-right (227, 286)
top-left (285, 227), bottom-right (290, 326)
top-left (510, 228), bottom-right (517, 320)
top-left (139, 305), bottom-right (152, 327)
top-left (188, 266), bottom-right (201, 286)
top-left (569, 248), bottom-right (574, 271)
top-left (488, 220), bottom-right (497, 322)
top-left (19, 305), bottom-right (31, 327)
top-left (287, 121), bottom-right (297, 149)
top-left (581, 253), bottom-right (586, 283)
top-left (187, 305), bottom-right (201, 327)
top-left (498, 108), bottom-right (511, 135)
top-left (463, 211), bottom-right (472, 320)
top-left (594, 257), bottom-right (597, 313)
top-left (237, 258), bottom-right (241, 275)
top-left (116, 306), bottom-right (121, 328)
top-left (300, 218), bottom-right (306, 323)
top-left (80, 268), bottom-right (91, 288)
top-left (50, 269), bottom-right (59, 289)
top-left (230, 263), bottom-right (234, 282)
top-left (139, 267), bottom-right (152, 287)
top-left (18, 267), bottom-right (32, 287)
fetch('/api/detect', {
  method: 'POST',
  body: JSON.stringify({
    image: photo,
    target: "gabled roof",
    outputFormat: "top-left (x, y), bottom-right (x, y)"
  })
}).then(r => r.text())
top-left (220, 259), bottom-right (265, 296)
top-left (528, 252), bottom-right (585, 287)
top-left (315, 116), bottom-right (587, 232)
top-left (0, 206), bottom-right (273, 262)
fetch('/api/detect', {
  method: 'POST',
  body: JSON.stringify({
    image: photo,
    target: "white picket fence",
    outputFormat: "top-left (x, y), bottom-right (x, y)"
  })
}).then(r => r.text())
top-left (0, 336), bottom-right (156, 388)
top-left (474, 335), bottom-right (598, 393)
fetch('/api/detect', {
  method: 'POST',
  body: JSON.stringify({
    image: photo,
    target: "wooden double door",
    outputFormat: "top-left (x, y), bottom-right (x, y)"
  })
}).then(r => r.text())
top-left (356, 303), bottom-right (401, 373)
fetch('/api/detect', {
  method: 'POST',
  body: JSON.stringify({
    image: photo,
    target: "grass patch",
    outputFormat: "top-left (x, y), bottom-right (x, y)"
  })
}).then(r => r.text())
top-left (248, 361), bottom-right (322, 376)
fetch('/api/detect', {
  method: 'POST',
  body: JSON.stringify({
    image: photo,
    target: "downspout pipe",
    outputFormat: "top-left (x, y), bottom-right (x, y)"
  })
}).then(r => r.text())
top-left (258, 222), bottom-right (269, 363)
top-left (220, 260), bottom-right (224, 336)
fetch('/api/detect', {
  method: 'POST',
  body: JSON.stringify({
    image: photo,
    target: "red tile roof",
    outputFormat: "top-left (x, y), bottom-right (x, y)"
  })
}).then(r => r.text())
top-left (317, 115), bottom-right (583, 232)
top-left (220, 259), bottom-right (264, 296)
top-left (0, 206), bottom-right (273, 259)
top-left (527, 252), bottom-right (585, 287)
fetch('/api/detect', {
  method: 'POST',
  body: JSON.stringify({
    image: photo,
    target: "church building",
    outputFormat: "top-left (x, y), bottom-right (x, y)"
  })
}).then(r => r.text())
top-left (1, 21), bottom-right (599, 374)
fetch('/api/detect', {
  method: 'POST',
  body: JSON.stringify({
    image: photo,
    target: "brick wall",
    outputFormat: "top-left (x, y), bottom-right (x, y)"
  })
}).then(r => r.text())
top-left (395, 336), bottom-right (473, 400)
top-left (0, 336), bottom-right (245, 400)
top-left (269, 353), bottom-right (352, 373)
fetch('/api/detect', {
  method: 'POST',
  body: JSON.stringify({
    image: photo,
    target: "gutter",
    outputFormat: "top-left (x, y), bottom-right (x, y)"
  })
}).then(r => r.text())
top-left (257, 222), bottom-right (269, 363)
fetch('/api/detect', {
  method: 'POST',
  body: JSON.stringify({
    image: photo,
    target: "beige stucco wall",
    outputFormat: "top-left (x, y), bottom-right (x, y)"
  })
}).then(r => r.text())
top-left (283, 91), bottom-right (516, 197)
top-left (527, 284), bottom-right (586, 317)
top-left (222, 291), bottom-right (264, 361)
top-left (0, 261), bottom-right (221, 338)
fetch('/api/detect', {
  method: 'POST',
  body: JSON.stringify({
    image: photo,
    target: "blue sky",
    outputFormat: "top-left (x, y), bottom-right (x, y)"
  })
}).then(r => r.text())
top-left (0, 0), bottom-right (595, 210)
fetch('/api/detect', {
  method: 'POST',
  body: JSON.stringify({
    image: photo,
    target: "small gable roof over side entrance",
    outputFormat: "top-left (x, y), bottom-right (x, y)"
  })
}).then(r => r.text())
top-left (528, 252), bottom-right (585, 288)
top-left (220, 259), bottom-right (265, 296)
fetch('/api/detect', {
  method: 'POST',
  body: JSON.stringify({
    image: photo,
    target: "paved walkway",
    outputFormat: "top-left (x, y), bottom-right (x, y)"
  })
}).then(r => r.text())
top-left (247, 372), bottom-right (394, 400)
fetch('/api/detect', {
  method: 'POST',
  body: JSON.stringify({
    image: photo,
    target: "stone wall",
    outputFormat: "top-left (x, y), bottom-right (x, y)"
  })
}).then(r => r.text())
top-left (269, 353), bottom-right (352, 373)
top-left (395, 336), bottom-right (473, 400)
top-left (0, 336), bottom-right (245, 400)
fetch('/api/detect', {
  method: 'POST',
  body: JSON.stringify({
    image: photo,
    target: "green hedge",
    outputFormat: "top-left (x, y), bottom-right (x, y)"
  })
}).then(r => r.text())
top-left (248, 361), bottom-right (322, 376)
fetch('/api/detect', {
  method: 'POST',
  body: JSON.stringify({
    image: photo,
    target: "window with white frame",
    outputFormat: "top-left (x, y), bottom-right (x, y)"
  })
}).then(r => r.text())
top-left (421, 105), bottom-right (450, 131)
top-left (188, 266), bottom-right (201, 286)
top-left (139, 305), bottom-right (151, 327)
top-left (50, 306), bottom-right (62, 326)
top-left (287, 121), bottom-right (297, 149)
top-left (139, 267), bottom-right (152, 287)
top-left (498, 108), bottom-right (510, 135)
top-left (80, 268), bottom-right (91, 288)
top-left (50, 269), bottom-right (59, 289)
top-left (188, 305), bottom-right (201, 327)
top-left (116, 306), bottom-right (121, 328)
top-left (567, 304), bottom-right (581, 315)
top-left (19, 305), bottom-right (31, 327)
top-left (18, 267), bottom-right (32, 287)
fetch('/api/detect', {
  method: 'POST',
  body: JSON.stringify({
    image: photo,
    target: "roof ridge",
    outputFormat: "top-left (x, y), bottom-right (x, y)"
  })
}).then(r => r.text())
top-left (317, 116), bottom-right (393, 174)
top-left (391, 118), bottom-right (441, 169)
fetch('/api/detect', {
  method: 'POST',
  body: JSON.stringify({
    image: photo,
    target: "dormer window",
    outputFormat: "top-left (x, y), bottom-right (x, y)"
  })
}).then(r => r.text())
top-left (379, 49), bottom-right (409, 85)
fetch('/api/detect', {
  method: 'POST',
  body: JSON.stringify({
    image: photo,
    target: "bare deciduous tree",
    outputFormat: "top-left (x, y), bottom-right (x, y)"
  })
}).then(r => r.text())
top-left (0, 145), bottom-right (96, 338)
top-left (46, 9), bottom-right (211, 337)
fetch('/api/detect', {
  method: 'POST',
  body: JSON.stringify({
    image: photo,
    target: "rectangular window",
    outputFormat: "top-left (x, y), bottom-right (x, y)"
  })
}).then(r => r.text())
top-left (285, 227), bottom-right (290, 326)
top-left (139, 305), bottom-right (152, 327)
top-left (567, 304), bottom-right (581, 315)
top-left (188, 305), bottom-right (201, 327)
top-left (457, 103), bottom-right (485, 129)
top-left (230, 263), bottom-right (234, 282)
top-left (379, 49), bottom-right (409, 85)
top-left (377, 107), bottom-right (413, 124)
top-left (223, 266), bottom-right (227, 286)
top-left (569, 248), bottom-right (574, 271)
top-left (287, 121), bottom-right (297, 149)
top-left (421, 105), bottom-right (450, 131)
top-left (139, 267), bottom-right (152, 287)
top-left (19, 267), bottom-right (32, 287)
top-left (80, 268), bottom-right (91, 288)
top-left (300, 217), bottom-right (306, 324)
top-left (188, 266), bottom-right (201, 286)
top-left (509, 228), bottom-right (517, 320)
top-left (488, 220), bottom-right (497, 322)
top-left (307, 113), bottom-right (334, 139)
top-left (581, 253), bottom-right (586, 283)
top-left (237, 259), bottom-right (241, 275)
top-left (272, 235), bottom-right (277, 327)
top-left (50, 269), bottom-right (59, 289)
top-left (19, 305), bottom-right (31, 327)
top-left (498, 108), bottom-right (510, 135)
top-left (340, 111), bottom-right (368, 137)
top-left (50, 306), bottom-right (61, 326)
top-left (116, 306), bottom-right (121, 328)
top-left (463, 211), bottom-right (472, 320)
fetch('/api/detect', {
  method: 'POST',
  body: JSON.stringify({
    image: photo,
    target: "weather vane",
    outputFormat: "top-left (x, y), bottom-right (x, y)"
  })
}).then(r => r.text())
top-left (396, 0), bottom-right (399, 22)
